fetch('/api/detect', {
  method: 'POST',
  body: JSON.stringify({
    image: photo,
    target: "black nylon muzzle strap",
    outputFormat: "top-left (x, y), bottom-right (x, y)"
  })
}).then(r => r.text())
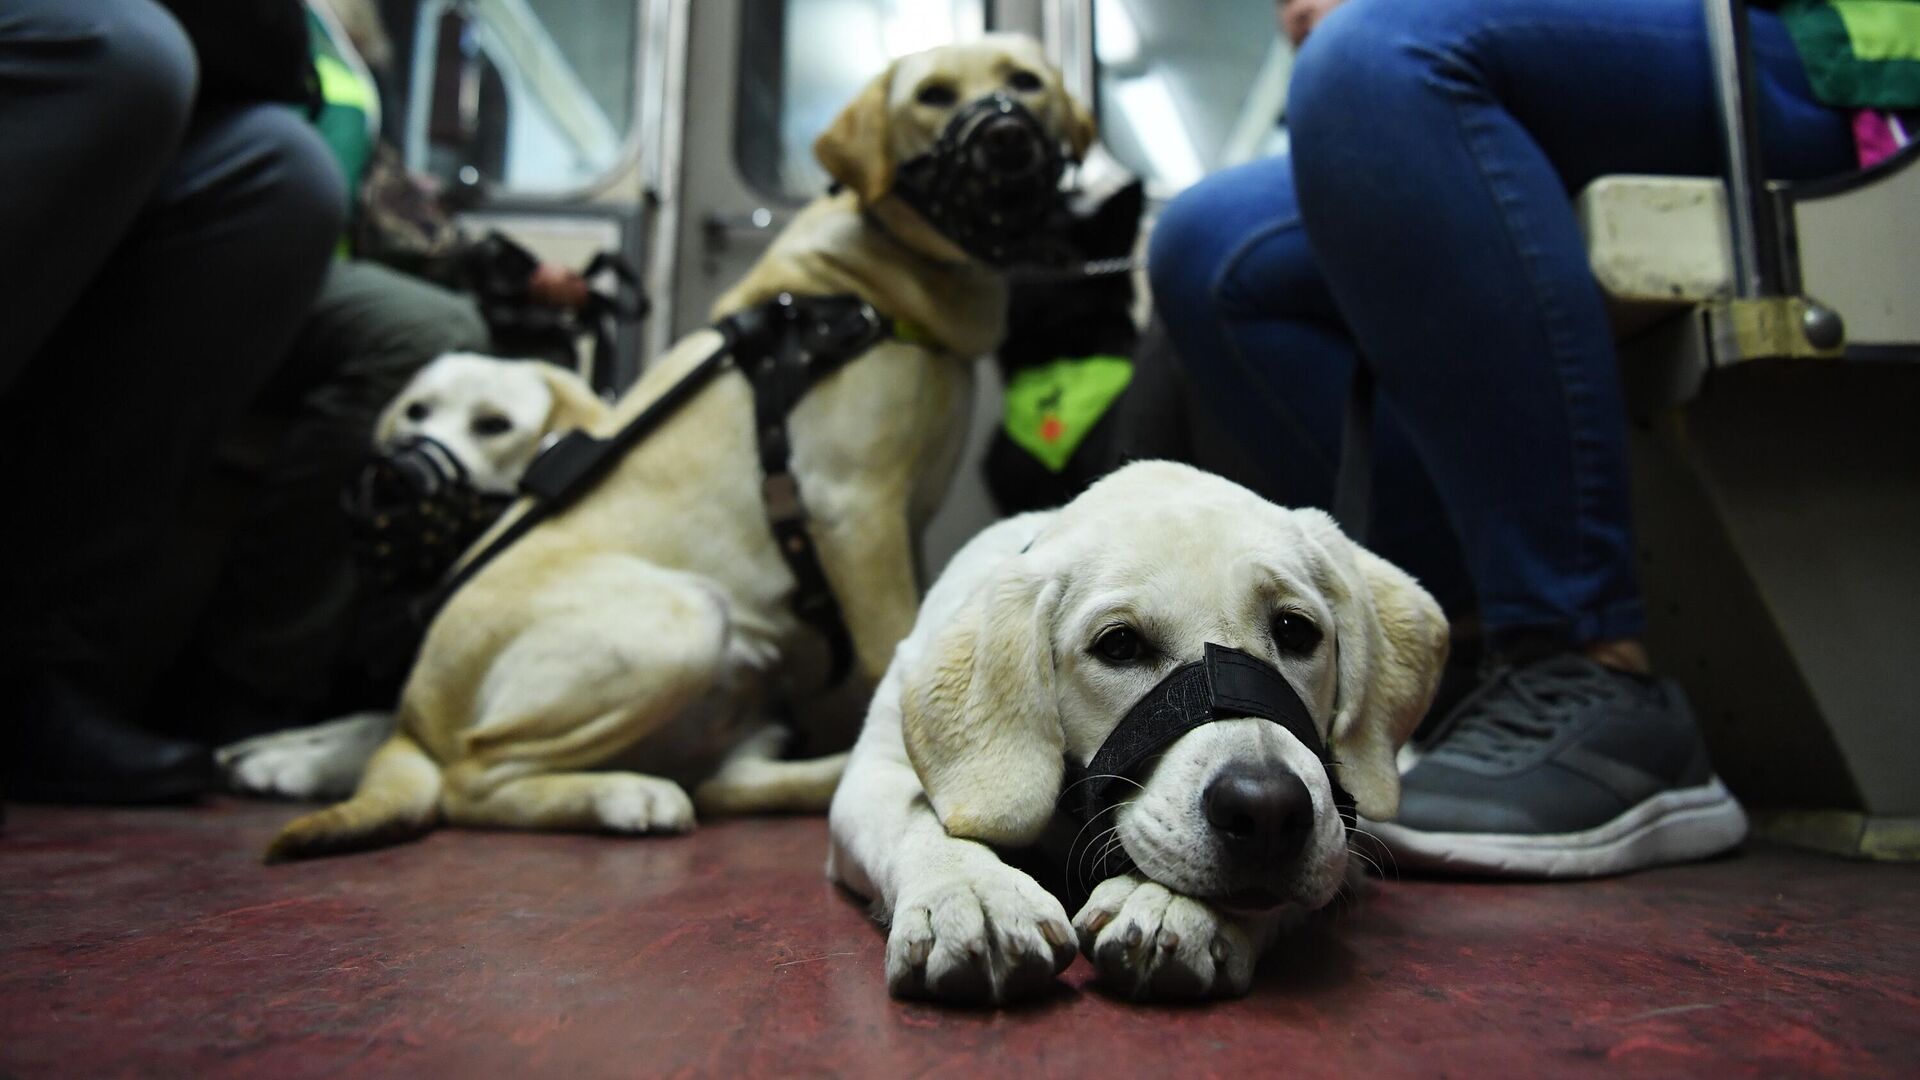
top-left (1067, 643), bottom-right (1351, 826)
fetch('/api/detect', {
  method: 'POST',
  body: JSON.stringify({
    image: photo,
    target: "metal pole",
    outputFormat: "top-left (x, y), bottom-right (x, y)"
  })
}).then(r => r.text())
top-left (1703, 0), bottom-right (1784, 297)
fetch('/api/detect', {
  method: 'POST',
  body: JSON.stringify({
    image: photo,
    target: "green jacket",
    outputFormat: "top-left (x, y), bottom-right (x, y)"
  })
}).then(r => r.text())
top-left (1781, 0), bottom-right (1920, 108)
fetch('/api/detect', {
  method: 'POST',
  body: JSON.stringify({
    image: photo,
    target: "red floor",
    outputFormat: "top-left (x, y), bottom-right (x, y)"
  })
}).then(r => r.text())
top-left (3, 800), bottom-right (1917, 1079)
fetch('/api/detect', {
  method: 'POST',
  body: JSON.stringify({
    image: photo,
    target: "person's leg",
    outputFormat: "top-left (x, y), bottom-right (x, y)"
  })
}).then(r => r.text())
top-left (0, 98), bottom-right (345, 801)
top-left (0, 0), bottom-right (200, 388)
top-left (1147, 152), bottom-right (1475, 616)
top-left (1289, 0), bottom-right (1854, 655)
top-left (164, 261), bottom-right (491, 742)
top-left (1283, 0), bottom-right (1855, 874)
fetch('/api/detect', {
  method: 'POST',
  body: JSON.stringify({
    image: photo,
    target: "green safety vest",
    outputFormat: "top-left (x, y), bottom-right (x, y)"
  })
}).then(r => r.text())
top-left (305, 7), bottom-right (377, 204)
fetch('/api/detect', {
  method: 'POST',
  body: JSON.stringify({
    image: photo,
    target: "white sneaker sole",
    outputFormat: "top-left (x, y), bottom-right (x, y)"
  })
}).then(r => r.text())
top-left (1361, 777), bottom-right (1750, 879)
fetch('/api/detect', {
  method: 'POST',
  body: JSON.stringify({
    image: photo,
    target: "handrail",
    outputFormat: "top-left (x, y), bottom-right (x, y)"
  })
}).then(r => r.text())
top-left (1703, 0), bottom-right (1786, 297)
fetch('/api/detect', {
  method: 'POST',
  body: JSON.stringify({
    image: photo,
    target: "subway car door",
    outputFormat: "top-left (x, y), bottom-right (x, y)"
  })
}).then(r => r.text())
top-left (664, 0), bottom-right (989, 343)
top-left (666, 0), bottom-right (995, 570)
top-left (377, 0), bottom-right (657, 390)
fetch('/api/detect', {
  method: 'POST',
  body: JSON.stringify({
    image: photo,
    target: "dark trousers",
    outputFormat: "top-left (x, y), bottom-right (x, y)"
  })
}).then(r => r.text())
top-left (0, 0), bottom-right (346, 709)
top-left (161, 262), bottom-right (489, 740)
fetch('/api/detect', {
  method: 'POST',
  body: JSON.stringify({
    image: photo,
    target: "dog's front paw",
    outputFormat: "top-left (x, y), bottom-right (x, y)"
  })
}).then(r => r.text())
top-left (1073, 875), bottom-right (1257, 1000)
top-left (887, 869), bottom-right (1076, 1005)
top-left (593, 776), bottom-right (695, 834)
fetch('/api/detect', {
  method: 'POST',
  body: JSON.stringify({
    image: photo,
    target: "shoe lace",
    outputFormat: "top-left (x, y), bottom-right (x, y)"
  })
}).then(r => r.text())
top-left (1427, 658), bottom-right (1639, 767)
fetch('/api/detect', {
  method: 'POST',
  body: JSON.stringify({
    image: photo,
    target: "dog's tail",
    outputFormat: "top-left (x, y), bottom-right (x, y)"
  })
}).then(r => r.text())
top-left (265, 731), bottom-right (442, 862)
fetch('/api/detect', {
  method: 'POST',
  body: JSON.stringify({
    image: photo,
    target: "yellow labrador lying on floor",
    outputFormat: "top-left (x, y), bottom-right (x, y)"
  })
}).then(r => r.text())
top-left (218, 353), bottom-right (609, 800)
top-left (268, 36), bottom-right (1094, 859)
top-left (828, 462), bottom-right (1448, 1003)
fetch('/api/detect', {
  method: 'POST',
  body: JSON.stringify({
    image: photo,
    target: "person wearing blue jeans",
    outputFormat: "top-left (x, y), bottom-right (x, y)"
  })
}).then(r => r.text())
top-left (1148, 0), bottom-right (1857, 875)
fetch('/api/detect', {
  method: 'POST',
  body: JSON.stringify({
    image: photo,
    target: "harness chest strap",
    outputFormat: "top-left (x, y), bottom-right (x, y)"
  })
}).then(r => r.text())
top-left (421, 293), bottom-right (916, 689)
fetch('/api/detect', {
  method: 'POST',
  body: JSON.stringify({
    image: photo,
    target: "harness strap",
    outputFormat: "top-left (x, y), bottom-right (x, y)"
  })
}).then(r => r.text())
top-left (746, 295), bottom-right (892, 687)
top-left (416, 294), bottom-right (894, 690)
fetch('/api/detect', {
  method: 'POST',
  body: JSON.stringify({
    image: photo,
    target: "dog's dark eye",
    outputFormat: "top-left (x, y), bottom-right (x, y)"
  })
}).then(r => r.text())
top-left (915, 81), bottom-right (958, 107)
top-left (1006, 69), bottom-right (1043, 92)
top-left (1272, 611), bottom-right (1323, 654)
top-left (470, 414), bottom-right (513, 437)
top-left (1093, 625), bottom-right (1143, 664)
top-left (404, 401), bottom-right (431, 422)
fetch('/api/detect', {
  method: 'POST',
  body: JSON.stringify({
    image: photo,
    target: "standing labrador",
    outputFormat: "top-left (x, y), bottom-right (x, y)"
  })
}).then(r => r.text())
top-left (829, 461), bottom-right (1449, 1003)
top-left (267, 36), bottom-right (1094, 858)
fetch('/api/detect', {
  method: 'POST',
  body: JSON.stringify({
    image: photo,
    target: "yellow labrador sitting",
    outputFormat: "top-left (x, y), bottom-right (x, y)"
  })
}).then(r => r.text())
top-left (267, 36), bottom-right (1094, 858)
top-left (218, 353), bottom-right (608, 801)
top-left (828, 462), bottom-right (1448, 1003)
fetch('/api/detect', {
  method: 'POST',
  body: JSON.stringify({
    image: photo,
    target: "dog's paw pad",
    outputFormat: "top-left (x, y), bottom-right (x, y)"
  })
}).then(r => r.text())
top-left (1073, 875), bottom-right (1255, 1000)
top-left (887, 871), bottom-right (1074, 1005)
top-left (594, 777), bottom-right (695, 834)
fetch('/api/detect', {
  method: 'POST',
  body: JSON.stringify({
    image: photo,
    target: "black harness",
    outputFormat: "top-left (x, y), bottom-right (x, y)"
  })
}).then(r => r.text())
top-left (422, 292), bottom-right (899, 687)
top-left (1062, 643), bottom-right (1355, 880)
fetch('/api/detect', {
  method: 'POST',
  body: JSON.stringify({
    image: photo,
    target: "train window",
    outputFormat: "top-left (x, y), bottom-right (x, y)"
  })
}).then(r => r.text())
top-left (1094, 0), bottom-right (1291, 195)
top-left (736, 0), bottom-right (987, 201)
top-left (401, 0), bottom-right (642, 195)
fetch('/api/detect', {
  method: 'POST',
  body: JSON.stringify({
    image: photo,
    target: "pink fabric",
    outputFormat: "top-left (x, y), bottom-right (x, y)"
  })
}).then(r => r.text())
top-left (1853, 108), bottom-right (1903, 168)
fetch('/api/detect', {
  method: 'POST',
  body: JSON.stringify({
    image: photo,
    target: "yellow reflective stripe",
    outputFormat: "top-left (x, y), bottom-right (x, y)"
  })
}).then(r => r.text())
top-left (1829, 0), bottom-right (1920, 62)
top-left (314, 54), bottom-right (374, 111)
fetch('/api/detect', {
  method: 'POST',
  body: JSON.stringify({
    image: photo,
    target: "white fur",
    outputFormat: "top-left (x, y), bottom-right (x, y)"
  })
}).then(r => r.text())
top-left (374, 352), bottom-right (563, 493)
top-left (828, 461), bottom-right (1447, 1004)
top-left (216, 711), bottom-right (391, 801)
top-left (220, 354), bottom-right (598, 801)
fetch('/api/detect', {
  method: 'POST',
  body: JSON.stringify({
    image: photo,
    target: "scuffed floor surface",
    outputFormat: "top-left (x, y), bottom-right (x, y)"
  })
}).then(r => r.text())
top-left (3, 801), bottom-right (1917, 1078)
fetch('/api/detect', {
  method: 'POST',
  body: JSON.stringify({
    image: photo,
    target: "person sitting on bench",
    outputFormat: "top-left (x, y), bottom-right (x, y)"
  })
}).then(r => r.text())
top-left (1148, 0), bottom-right (1912, 876)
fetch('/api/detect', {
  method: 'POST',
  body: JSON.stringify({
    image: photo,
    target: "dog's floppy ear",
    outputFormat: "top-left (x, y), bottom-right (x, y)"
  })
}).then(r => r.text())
top-left (901, 561), bottom-right (1063, 847)
top-left (1302, 511), bottom-right (1449, 821)
top-left (533, 362), bottom-right (606, 435)
top-left (815, 61), bottom-right (898, 205)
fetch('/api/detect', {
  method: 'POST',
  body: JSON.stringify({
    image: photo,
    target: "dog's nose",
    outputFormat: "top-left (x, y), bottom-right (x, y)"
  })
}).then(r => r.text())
top-left (1203, 767), bottom-right (1313, 864)
top-left (975, 117), bottom-right (1038, 172)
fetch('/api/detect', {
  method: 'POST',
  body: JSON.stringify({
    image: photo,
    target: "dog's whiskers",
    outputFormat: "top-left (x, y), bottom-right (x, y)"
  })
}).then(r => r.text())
top-left (1346, 842), bottom-right (1387, 881)
top-left (1089, 830), bottom-right (1129, 884)
top-left (1062, 799), bottom-right (1130, 895)
top-left (1337, 807), bottom-right (1400, 879)
top-left (1072, 823), bottom-right (1122, 894)
top-left (1068, 797), bottom-right (1136, 894)
top-left (1056, 773), bottom-right (1144, 804)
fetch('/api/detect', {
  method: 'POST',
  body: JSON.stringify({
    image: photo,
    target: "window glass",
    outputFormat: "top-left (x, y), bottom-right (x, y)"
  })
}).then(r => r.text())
top-left (1094, 0), bottom-right (1290, 195)
top-left (737, 0), bottom-right (986, 201)
top-left (402, 0), bottom-right (641, 194)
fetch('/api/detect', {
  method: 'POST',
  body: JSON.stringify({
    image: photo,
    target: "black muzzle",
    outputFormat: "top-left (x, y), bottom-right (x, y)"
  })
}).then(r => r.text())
top-left (342, 435), bottom-right (514, 592)
top-left (1063, 644), bottom-right (1354, 877)
top-left (891, 92), bottom-right (1074, 267)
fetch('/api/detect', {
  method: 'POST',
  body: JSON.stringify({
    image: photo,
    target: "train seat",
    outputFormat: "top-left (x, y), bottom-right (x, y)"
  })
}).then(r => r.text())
top-left (1574, 148), bottom-right (1920, 861)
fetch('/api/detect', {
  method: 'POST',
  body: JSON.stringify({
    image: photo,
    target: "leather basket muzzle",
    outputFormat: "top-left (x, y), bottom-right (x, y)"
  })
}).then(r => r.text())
top-left (890, 91), bottom-right (1075, 267)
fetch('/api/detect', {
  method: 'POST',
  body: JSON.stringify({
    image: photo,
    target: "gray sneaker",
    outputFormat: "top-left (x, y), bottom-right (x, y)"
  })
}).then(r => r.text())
top-left (1365, 655), bottom-right (1748, 877)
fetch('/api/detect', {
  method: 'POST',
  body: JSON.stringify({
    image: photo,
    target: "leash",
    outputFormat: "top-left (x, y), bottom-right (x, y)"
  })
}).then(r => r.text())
top-left (420, 292), bottom-right (898, 689)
